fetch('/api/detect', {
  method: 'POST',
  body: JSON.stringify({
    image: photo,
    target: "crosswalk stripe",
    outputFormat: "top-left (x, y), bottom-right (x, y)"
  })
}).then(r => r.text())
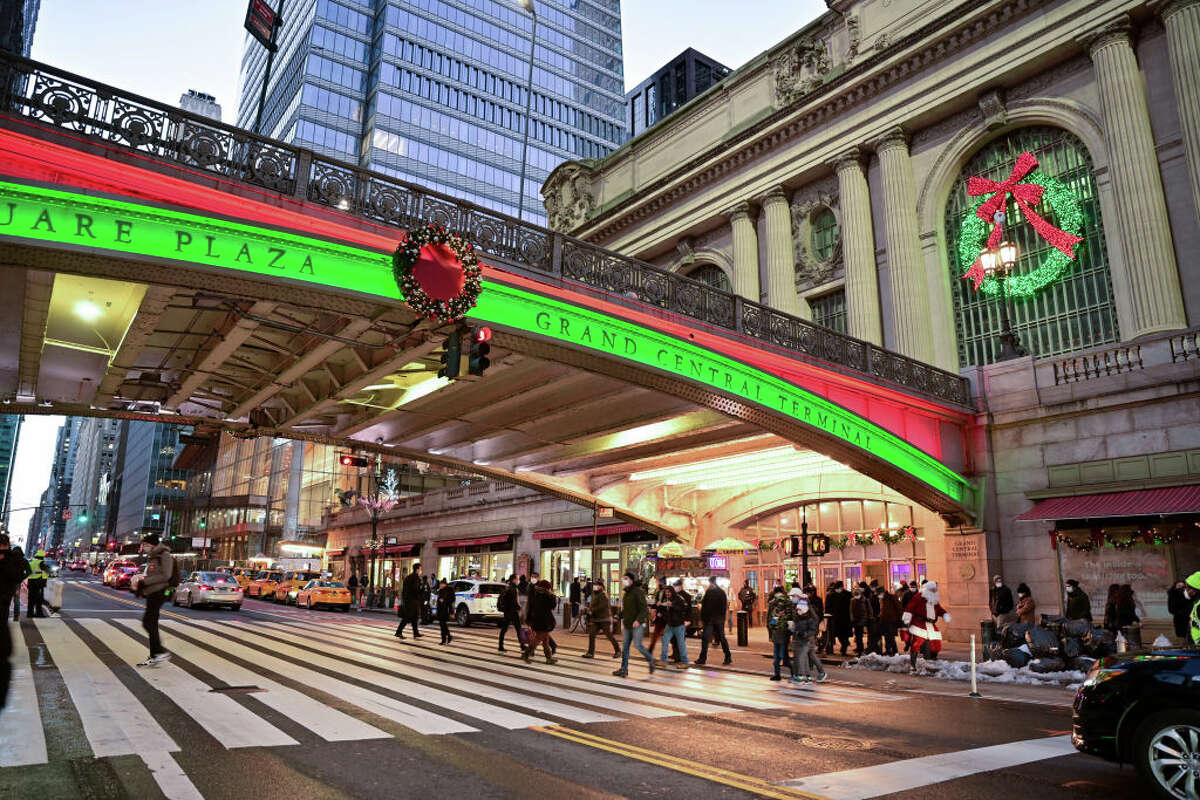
top-left (109, 619), bottom-right (390, 743)
top-left (139, 750), bottom-right (205, 800)
top-left (210, 618), bottom-right (618, 726)
top-left (77, 619), bottom-right (299, 750)
top-left (159, 620), bottom-right (477, 736)
top-left (298, 619), bottom-right (741, 716)
top-left (249, 618), bottom-right (689, 719)
top-left (32, 618), bottom-right (180, 757)
top-left (0, 622), bottom-right (48, 767)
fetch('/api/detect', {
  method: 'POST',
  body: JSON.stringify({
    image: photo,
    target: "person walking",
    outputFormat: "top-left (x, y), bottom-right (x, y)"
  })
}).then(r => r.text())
top-left (522, 580), bottom-right (558, 665)
top-left (767, 586), bottom-right (794, 681)
top-left (876, 585), bottom-right (903, 656)
top-left (136, 533), bottom-right (174, 668)
top-left (826, 581), bottom-right (851, 656)
top-left (849, 585), bottom-right (872, 656)
top-left (696, 576), bottom-right (732, 666)
top-left (1064, 579), bottom-right (1092, 622)
top-left (990, 576), bottom-right (1016, 625)
top-left (737, 580), bottom-right (756, 625)
top-left (613, 571), bottom-right (655, 677)
top-left (789, 588), bottom-right (823, 683)
top-left (646, 583), bottom-right (669, 656)
top-left (901, 581), bottom-right (951, 674)
top-left (497, 574), bottom-right (522, 653)
top-left (346, 572), bottom-right (359, 609)
top-left (1015, 583), bottom-right (1036, 624)
top-left (26, 549), bottom-right (49, 619)
top-left (1169, 579), bottom-right (1193, 644)
top-left (8, 544), bottom-right (28, 622)
top-left (395, 563), bottom-right (423, 639)
top-left (0, 534), bottom-right (27, 709)
top-left (569, 576), bottom-right (583, 620)
top-left (435, 578), bottom-right (455, 645)
top-left (658, 585), bottom-right (689, 669)
top-left (582, 581), bottom-right (620, 659)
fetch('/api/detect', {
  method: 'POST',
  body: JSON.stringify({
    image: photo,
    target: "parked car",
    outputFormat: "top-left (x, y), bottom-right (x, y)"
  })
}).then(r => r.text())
top-left (295, 580), bottom-right (351, 611)
top-left (448, 579), bottom-right (507, 627)
top-left (1072, 646), bottom-right (1200, 799)
top-left (128, 564), bottom-right (149, 595)
top-left (103, 560), bottom-right (140, 589)
top-left (272, 571), bottom-right (322, 604)
top-left (246, 570), bottom-right (284, 598)
top-left (172, 571), bottom-right (244, 610)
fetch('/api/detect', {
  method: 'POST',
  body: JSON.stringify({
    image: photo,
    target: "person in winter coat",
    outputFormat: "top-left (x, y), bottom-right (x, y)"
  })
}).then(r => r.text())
top-left (7, 545), bottom-right (28, 621)
top-left (137, 533), bottom-right (175, 667)
top-left (737, 581), bottom-right (757, 624)
top-left (849, 586), bottom-right (873, 656)
top-left (614, 572), bottom-right (655, 677)
top-left (1064, 579), bottom-right (1092, 622)
top-left (696, 575), bottom-right (731, 666)
top-left (876, 587), bottom-right (903, 656)
top-left (658, 585), bottom-right (690, 668)
top-left (825, 581), bottom-right (852, 655)
top-left (435, 578), bottom-right (455, 644)
top-left (583, 582), bottom-right (620, 658)
top-left (395, 563), bottom-right (424, 639)
top-left (902, 581), bottom-right (951, 673)
top-left (1104, 583), bottom-right (1139, 639)
top-left (990, 576), bottom-right (1016, 625)
top-left (497, 574), bottom-right (522, 653)
top-left (569, 577), bottom-right (583, 618)
top-left (0, 533), bottom-right (28, 709)
top-left (346, 572), bottom-right (359, 609)
top-left (1015, 583), bottom-right (1036, 624)
top-left (767, 586), bottom-right (795, 681)
top-left (522, 580), bottom-right (559, 664)
top-left (789, 587), bottom-right (824, 683)
top-left (1168, 579), bottom-right (1193, 643)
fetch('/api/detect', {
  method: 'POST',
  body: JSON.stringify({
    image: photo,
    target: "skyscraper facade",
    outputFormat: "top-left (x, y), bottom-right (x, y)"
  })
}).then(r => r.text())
top-left (113, 422), bottom-right (191, 545)
top-left (0, 414), bottom-right (21, 529)
top-left (626, 49), bottom-right (729, 139)
top-left (66, 416), bottom-right (121, 551)
top-left (179, 89), bottom-right (222, 121)
top-left (42, 417), bottom-right (81, 549)
top-left (236, 0), bottom-right (625, 225)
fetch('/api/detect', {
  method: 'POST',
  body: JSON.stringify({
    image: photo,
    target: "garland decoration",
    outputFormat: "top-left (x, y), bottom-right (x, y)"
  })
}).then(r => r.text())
top-left (1104, 530), bottom-right (1139, 550)
top-left (958, 151), bottom-right (1085, 298)
top-left (829, 534), bottom-right (849, 551)
top-left (852, 532), bottom-right (875, 547)
top-left (392, 224), bottom-right (483, 322)
top-left (1055, 529), bottom-right (1095, 551)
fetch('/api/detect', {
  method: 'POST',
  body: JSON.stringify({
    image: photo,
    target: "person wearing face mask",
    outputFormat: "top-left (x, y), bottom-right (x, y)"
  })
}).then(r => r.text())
top-left (136, 533), bottom-right (175, 668)
top-left (1064, 579), bottom-right (1091, 622)
top-left (582, 581), bottom-right (620, 659)
top-left (789, 587), bottom-right (822, 683)
top-left (767, 585), bottom-right (794, 681)
top-left (1015, 583), bottom-right (1036, 624)
top-left (849, 585), bottom-right (872, 656)
top-left (613, 571), bottom-right (655, 677)
top-left (876, 585), bottom-right (903, 656)
top-left (901, 580), bottom-right (951, 674)
top-left (989, 576), bottom-right (1016, 625)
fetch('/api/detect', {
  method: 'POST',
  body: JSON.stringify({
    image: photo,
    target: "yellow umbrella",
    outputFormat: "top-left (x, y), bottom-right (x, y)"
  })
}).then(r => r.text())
top-left (706, 536), bottom-right (756, 552)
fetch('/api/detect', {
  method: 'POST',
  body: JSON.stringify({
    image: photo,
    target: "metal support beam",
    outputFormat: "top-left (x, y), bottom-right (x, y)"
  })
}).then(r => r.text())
top-left (16, 270), bottom-right (53, 401)
top-left (90, 284), bottom-right (176, 408)
top-left (164, 300), bottom-right (277, 410)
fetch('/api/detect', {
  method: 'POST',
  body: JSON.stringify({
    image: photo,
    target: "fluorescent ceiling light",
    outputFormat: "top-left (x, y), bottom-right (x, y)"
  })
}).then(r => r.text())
top-left (74, 300), bottom-right (103, 321)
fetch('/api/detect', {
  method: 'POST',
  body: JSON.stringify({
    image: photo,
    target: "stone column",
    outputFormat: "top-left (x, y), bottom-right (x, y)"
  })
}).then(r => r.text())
top-left (728, 201), bottom-right (761, 301)
top-left (1085, 18), bottom-right (1186, 336)
top-left (761, 187), bottom-right (803, 316)
top-left (873, 128), bottom-right (935, 363)
top-left (1159, 0), bottom-right (1200, 226)
top-left (831, 148), bottom-right (883, 345)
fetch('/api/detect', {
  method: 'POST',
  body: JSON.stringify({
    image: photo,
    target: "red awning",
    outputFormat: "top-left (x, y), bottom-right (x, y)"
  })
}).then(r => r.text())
top-left (325, 549), bottom-right (345, 557)
top-left (1015, 485), bottom-right (1200, 521)
top-left (435, 534), bottom-right (512, 548)
top-left (382, 544), bottom-right (414, 556)
top-left (533, 522), bottom-right (640, 541)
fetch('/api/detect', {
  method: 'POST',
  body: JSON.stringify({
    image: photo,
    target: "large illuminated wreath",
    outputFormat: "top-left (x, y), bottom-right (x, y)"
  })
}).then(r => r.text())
top-left (958, 152), bottom-right (1085, 299)
top-left (392, 224), bottom-right (483, 323)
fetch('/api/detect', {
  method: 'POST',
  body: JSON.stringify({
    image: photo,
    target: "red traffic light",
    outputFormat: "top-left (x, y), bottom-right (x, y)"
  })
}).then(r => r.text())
top-left (473, 326), bottom-right (492, 343)
top-left (339, 454), bottom-right (370, 468)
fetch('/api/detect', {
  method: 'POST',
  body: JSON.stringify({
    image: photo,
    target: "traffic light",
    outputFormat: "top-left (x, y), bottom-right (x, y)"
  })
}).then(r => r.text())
top-left (339, 454), bottom-right (370, 468)
top-left (438, 330), bottom-right (462, 379)
top-left (809, 534), bottom-right (830, 556)
top-left (468, 326), bottom-right (491, 377)
top-left (198, 518), bottom-right (207, 529)
top-left (79, 510), bottom-right (89, 523)
top-left (785, 535), bottom-right (801, 558)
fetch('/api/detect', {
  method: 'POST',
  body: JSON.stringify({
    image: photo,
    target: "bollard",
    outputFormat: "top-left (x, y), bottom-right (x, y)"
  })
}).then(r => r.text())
top-left (969, 634), bottom-right (981, 697)
top-left (736, 610), bottom-right (749, 647)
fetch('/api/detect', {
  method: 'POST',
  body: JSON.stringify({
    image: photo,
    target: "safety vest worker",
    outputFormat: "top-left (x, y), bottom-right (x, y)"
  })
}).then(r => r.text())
top-left (28, 550), bottom-right (48, 581)
top-left (1186, 571), bottom-right (1200, 646)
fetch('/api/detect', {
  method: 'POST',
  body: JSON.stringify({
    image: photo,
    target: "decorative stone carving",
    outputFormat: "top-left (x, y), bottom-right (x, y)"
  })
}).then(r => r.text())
top-left (675, 236), bottom-right (696, 265)
top-left (790, 178), bottom-right (842, 289)
top-left (774, 37), bottom-right (833, 106)
top-left (978, 89), bottom-right (1007, 130)
top-left (541, 162), bottom-right (595, 232)
top-left (874, 33), bottom-right (892, 52)
top-left (846, 15), bottom-right (861, 58)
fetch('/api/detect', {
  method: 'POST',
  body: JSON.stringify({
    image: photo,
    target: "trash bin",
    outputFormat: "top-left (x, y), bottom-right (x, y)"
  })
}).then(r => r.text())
top-left (737, 610), bottom-right (749, 647)
top-left (980, 619), bottom-right (996, 649)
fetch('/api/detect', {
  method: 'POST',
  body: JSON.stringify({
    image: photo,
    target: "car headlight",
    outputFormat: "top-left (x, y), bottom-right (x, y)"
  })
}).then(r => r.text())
top-left (1082, 668), bottom-right (1125, 687)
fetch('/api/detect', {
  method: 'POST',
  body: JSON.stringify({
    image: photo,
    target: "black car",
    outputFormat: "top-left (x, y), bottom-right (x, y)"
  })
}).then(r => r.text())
top-left (1072, 646), bottom-right (1200, 799)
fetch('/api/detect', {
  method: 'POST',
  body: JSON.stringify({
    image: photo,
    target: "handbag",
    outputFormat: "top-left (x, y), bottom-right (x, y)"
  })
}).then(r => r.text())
top-left (517, 625), bottom-right (531, 646)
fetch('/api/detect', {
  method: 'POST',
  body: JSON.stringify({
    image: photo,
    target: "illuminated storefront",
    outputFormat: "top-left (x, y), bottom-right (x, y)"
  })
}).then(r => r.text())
top-left (535, 523), bottom-right (659, 598)
top-left (435, 535), bottom-right (515, 583)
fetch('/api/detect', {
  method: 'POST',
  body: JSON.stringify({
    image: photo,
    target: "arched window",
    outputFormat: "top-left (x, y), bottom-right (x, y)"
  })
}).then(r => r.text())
top-left (684, 262), bottom-right (732, 292)
top-left (945, 126), bottom-right (1118, 367)
top-left (810, 207), bottom-right (839, 262)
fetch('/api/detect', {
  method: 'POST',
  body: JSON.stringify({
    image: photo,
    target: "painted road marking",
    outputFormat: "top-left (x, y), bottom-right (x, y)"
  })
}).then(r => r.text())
top-left (0, 622), bottom-right (48, 767)
top-left (139, 750), bottom-right (205, 800)
top-left (78, 619), bottom-right (299, 749)
top-left (778, 734), bottom-right (1077, 798)
top-left (110, 618), bottom-right (390, 743)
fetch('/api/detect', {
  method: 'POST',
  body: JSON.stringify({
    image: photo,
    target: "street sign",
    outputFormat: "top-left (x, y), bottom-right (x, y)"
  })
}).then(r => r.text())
top-left (61, 508), bottom-right (72, 520)
top-left (244, 0), bottom-right (281, 52)
top-left (597, 506), bottom-right (614, 518)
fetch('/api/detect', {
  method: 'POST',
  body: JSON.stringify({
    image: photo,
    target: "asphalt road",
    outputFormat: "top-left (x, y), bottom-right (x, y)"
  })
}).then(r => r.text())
top-left (1, 575), bottom-right (1144, 800)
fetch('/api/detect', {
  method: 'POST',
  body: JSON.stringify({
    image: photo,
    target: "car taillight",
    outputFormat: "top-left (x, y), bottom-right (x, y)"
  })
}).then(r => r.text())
top-left (199, 584), bottom-right (213, 591)
top-left (234, 587), bottom-right (243, 592)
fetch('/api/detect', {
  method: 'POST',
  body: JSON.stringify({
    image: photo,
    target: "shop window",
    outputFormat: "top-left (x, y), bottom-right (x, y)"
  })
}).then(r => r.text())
top-left (945, 126), bottom-right (1117, 366)
top-left (889, 562), bottom-right (913, 589)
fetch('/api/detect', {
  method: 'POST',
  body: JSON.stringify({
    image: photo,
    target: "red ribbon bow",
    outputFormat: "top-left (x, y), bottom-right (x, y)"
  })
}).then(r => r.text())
top-left (962, 151), bottom-right (1084, 290)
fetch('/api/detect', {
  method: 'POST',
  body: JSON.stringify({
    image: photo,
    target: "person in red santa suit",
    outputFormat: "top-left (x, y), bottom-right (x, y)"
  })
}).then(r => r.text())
top-left (901, 581), bottom-right (951, 674)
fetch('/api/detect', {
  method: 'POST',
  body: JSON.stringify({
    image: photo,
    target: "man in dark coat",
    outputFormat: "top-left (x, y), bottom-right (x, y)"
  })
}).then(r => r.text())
top-left (435, 578), bottom-right (455, 644)
top-left (395, 563), bottom-right (424, 639)
top-left (737, 581), bottom-right (757, 625)
top-left (569, 577), bottom-right (583, 618)
top-left (1064, 579), bottom-right (1092, 621)
top-left (989, 575), bottom-right (1016, 624)
top-left (497, 574), bottom-right (522, 653)
top-left (696, 576), bottom-right (732, 666)
top-left (0, 534), bottom-right (28, 709)
top-left (522, 580), bottom-right (558, 664)
top-left (826, 581), bottom-right (852, 655)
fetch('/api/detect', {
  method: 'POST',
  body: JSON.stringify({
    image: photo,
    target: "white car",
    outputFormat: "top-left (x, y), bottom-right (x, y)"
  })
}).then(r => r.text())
top-left (447, 579), bottom-right (507, 627)
top-left (172, 571), bottom-right (244, 610)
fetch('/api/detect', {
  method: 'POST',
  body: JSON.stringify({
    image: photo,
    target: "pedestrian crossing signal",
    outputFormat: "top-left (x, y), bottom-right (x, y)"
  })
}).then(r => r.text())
top-left (809, 534), bottom-right (830, 556)
top-left (468, 327), bottom-right (491, 377)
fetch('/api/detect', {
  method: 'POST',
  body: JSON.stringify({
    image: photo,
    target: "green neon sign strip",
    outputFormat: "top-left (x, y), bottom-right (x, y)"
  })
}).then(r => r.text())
top-left (0, 180), bottom-right (968, 503)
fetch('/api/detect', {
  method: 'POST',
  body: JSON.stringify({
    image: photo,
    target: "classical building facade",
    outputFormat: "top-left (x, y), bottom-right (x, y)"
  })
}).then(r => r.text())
top-left (542, 0), bottom-right (1200, 638)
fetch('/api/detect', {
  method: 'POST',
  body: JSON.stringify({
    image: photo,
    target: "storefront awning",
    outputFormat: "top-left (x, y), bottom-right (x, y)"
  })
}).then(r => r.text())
top-left (382, 544), bottom-right (414, 555)
top-left (533, 522), bottom-right (640, 540)
top-left (435, 534), bottom-right (511, 548)
top-left (1016, 485), bottom-right (1200, 521)
top-left (325, 549), bottom-right (345, 558)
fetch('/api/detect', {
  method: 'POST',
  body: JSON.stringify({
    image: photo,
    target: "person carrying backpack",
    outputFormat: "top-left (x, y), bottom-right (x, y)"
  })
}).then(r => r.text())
top-left (136, 533), bottom-right (175, 667)
top-left (497, 574), bottom-right (522, 653)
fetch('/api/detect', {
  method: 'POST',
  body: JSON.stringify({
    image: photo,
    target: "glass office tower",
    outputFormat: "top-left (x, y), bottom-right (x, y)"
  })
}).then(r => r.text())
top-left (237, 0), bottom-right (625, 225)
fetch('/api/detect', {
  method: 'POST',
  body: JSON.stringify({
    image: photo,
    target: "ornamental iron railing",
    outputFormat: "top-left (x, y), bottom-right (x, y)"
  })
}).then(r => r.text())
top-left (0, 53), bottom-right (971, 407)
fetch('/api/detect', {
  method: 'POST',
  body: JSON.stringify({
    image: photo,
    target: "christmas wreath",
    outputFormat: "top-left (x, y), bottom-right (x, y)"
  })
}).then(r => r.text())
top-left (392, 224), bottom-right (483, 323)
top-left (958, 151), bottom-right (1085, 299)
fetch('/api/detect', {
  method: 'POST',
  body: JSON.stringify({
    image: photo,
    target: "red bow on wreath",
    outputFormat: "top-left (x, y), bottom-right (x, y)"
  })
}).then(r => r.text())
top-left (969, 151), bottom-right (1083, 255)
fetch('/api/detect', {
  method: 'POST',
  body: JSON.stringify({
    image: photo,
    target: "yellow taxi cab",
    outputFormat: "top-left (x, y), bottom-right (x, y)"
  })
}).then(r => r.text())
top-left (233, 568), bottom-right (261, 589)
top-left (295, 579), bottom-right (352, 611)
top-left (246, 569), bottom-right (285, 598)
top-left (272, 570), bottom-right (323, 604)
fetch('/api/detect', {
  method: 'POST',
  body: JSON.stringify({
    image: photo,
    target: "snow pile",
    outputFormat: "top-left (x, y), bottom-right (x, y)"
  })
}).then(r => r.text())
top-left (842, 652), bottom-right (1086, 689)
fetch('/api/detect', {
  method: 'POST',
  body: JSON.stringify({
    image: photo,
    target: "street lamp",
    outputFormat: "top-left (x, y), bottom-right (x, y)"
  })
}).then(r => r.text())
top-left (515, 0), bottom-right (537, 222)
top-left (981, 239), bottom-right (1026, 361)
